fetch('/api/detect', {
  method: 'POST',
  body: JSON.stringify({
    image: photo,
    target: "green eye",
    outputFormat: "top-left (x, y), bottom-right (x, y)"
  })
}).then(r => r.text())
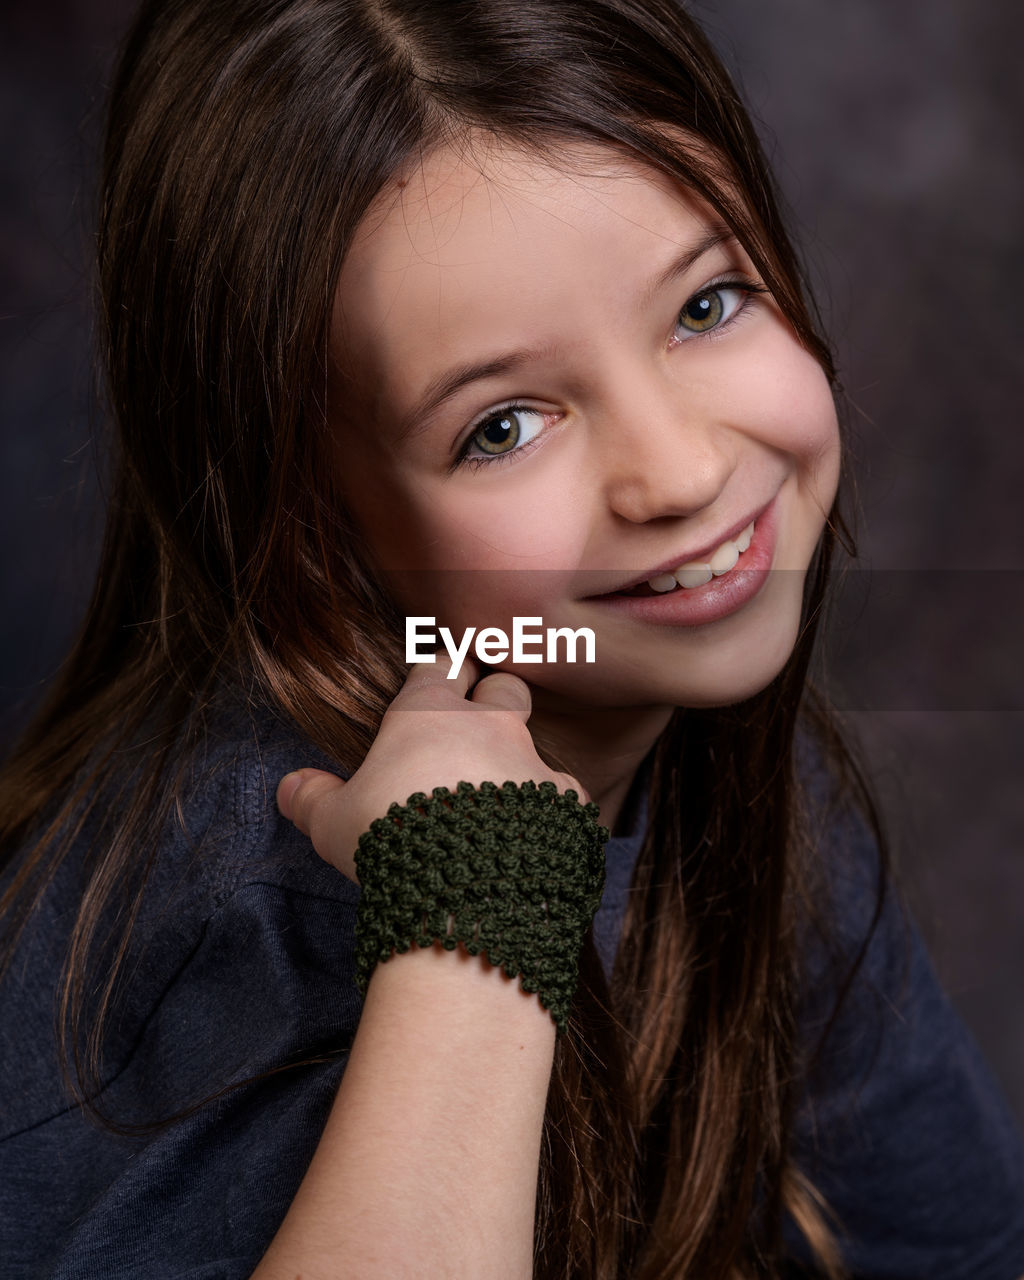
top-left (466, 406), bottom-right (546, 461)
top-left (678, 289), bottom-right (724, 334)
top-left (673, 280), bottom-right (766, 342)
top-left (474, 411), bottom-right (521, 455)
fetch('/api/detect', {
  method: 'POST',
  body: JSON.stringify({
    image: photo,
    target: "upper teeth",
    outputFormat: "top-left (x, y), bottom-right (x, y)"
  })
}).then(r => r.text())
top-left (647, 522), bottom-right (754, 593)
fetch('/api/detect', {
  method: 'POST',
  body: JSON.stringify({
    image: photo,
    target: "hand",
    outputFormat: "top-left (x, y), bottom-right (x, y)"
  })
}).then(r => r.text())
top-left (276, 656), bottom-right (585, 883)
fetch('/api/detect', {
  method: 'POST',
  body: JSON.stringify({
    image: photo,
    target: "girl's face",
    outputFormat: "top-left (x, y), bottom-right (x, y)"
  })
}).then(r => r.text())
top-left (329, 137), bottom-right (840, 711)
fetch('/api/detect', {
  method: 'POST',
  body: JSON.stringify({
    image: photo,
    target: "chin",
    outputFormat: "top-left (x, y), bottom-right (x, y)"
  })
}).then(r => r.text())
top-left (545, 615), bottom-right (802, 710)
top-left (524, 653), bottom-right (793, 714)
top-left (676, 622), bottom-right (803, 708)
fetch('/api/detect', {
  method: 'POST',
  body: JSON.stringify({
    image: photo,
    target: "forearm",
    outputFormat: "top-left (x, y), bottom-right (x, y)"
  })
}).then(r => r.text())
top-left (251, 940), bottom-right (557, 1280)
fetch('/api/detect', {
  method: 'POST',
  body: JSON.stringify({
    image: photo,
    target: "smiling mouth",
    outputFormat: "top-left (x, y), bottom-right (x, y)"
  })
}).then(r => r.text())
top-left (612, 520), bottom-right (755, 597)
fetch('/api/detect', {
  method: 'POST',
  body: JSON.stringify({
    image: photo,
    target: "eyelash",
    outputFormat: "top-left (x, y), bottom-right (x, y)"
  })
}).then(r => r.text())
top-left (454, 407), bottom-right (548, 472)
top-left (671, 275), bottom-right (768, 345)
top-left (452, 274), bottom-right (769, 472)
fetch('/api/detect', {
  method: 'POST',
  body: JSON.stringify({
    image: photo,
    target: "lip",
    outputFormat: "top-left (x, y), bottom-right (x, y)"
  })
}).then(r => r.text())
top-left (582, 494), bottom-right (780, 627)
top-left (586, 498), bottom-right (775, 599)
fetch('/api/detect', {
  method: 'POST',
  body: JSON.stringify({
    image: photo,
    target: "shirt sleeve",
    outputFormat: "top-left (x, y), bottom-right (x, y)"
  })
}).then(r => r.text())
top-left (784, 794), bottom-right (1024, 1279)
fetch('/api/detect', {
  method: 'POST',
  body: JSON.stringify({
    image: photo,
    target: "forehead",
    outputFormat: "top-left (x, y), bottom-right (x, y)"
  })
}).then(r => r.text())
top-left (355, 133), bottom-right (701, 241)
top-left (331, 135), bottom-right (719, 411)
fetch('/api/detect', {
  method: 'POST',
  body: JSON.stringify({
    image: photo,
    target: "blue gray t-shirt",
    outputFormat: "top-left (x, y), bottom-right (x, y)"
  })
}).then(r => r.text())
top-left (1, 706), bottom-right (1022, 1278)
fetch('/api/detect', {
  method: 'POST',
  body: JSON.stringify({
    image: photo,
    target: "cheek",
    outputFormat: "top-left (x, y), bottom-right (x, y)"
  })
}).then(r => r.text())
top-left (728, 326), bottom-right (840, 489)
top-left (338, 447), bottom-right (586, 624)
top-left (767, 335), bottom-right (838, 456)
top-left (793, 372), bottom-right (842, 514)
top-left (428, 470), bottom-right (585, 566)
top-left (370, 463), bottom-right (585, 571)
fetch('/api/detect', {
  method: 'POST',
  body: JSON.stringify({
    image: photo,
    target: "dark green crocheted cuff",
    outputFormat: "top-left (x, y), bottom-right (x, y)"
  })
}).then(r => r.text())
top-left (352, 780), bottom-right (608, 1035)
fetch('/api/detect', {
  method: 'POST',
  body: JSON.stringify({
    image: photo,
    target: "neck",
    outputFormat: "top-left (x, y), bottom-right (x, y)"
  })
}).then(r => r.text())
top-left (524, 692), bottom-right (675, 836)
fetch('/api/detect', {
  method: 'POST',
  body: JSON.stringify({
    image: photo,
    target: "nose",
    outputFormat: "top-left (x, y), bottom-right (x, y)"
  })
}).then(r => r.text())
top-left (594, 365), bottom-right (736, 524)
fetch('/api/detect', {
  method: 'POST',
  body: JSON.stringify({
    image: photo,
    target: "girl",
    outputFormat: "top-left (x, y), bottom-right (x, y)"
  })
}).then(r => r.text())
top-left (1, 1), bottom-right (1022, 1276)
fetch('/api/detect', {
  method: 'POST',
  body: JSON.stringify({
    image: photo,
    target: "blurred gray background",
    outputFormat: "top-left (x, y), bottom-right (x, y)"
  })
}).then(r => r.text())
top-left (2, 0), bottom-right (1022, 1122)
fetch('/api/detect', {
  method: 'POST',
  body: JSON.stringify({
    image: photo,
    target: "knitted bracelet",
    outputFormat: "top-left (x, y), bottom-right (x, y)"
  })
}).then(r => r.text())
top-left (352, 780), bottom-right (608, 1035)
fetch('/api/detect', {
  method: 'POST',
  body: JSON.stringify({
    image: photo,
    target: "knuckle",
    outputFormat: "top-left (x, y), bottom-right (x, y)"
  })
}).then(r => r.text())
top-left (482, 706), bottom-right (532, 737)
top-left (560, 771), bottom-right (588, 801)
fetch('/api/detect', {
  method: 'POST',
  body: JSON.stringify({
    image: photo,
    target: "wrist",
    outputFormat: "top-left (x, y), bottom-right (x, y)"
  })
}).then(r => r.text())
top-left (353, 779), bottom-right (608, 1034)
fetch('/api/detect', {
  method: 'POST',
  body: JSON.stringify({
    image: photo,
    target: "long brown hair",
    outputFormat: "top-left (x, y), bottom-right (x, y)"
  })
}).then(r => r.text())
top-left (0, 2), bottom-right (889, 1275)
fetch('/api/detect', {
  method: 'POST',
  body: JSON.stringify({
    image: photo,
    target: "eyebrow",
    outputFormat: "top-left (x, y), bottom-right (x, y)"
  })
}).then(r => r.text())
top-left (398, 224), bottom-right (738, 438)
top-left (637, 225), bottom-right (737, 310)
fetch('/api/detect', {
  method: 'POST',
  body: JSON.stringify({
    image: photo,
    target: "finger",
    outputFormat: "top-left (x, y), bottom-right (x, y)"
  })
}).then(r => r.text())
top-left (277, 768), bottom-right (345, 834)
top-left (470, 671), bottom-right (532, 723)
top-left (556, 770), bottom-right (591, 805)
top-left (392, 651), bottom-right (480, 708)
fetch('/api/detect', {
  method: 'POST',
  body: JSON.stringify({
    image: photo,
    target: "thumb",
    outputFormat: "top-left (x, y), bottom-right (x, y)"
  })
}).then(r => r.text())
top-left (470, 671), bottom-right (532, 722)
top-left (276, 767), bottom-right (346, 834)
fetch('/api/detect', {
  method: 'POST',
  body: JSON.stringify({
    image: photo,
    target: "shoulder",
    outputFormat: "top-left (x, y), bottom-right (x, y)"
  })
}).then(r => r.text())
top-left (170, 696), bottom-right (361, 907)
top-left (0, 698), bottom-right (366, 1275)
top-left (792, 719), bottom-right (896, 1005)
top-left (789, 720), bottom-right (1024, 1279)
top-left (0, 696), bottom-right (363, 1134)
top-left (124, 696), bottom-right (366, 1082)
